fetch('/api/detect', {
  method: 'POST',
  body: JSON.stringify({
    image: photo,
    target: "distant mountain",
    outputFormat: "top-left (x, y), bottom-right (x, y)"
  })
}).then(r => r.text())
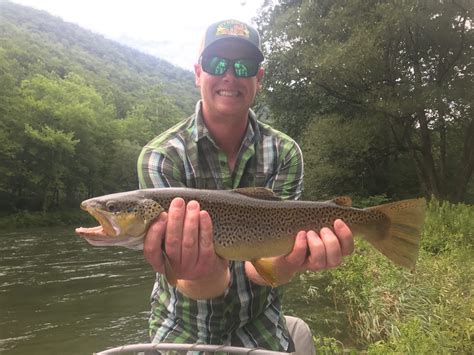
top-left (114, 35), bottom-right (195, 71)
top-left (0, 0), bottom-right (199, 115)
top-left (0, 1), bottom-right (201, 211)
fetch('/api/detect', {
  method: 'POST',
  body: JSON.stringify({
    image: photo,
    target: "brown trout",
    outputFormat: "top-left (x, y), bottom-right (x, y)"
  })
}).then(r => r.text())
top-left (75, 187), bottom-right (425, 285)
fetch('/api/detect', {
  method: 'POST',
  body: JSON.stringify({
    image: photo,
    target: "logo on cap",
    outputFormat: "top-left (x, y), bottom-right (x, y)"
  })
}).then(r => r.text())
top-left (215, 20), bottom-right (250, 38)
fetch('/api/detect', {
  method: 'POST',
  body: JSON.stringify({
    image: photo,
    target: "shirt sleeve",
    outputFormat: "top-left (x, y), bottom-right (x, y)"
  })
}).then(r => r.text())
top-left (137, 147), bottom-right (186, 189)
top-left (267, 141), bottom-right (304, 201)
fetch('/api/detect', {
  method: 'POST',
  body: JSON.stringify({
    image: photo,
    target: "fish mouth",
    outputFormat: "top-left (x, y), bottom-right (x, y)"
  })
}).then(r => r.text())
top-left (75, 204), bottom-right (119, 238)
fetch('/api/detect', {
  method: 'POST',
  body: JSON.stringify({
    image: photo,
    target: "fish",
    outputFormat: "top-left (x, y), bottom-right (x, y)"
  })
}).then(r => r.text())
top-left (75, 187), bottom-right (426, 286)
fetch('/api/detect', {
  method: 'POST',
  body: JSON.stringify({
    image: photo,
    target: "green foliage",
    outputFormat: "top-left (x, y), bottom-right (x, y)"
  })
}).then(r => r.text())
top-left (258, 0), bottom-right (473, 202)
top-left (312, 336), bottom-right (348, 354)
top-left (0, 209), bottom-right (94, 230)
top-left (285, 201), bottom-right (473, 353)
top-left (0, 1), bottom-right (199, 213)
top-left (301, 114), bottom-right (420, 200)
top-left (422, 199), bottom-right (474, 254)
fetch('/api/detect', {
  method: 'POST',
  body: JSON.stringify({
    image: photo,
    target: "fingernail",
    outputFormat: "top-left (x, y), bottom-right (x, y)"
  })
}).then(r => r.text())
top-left (320, 227), bottom-right (332, 235)
top-left (297, 231), bottom-right (307, 241)
top-left (173, 198), bottom-right (184, 208)
top-left (187, 200), bottom-right (198, 211)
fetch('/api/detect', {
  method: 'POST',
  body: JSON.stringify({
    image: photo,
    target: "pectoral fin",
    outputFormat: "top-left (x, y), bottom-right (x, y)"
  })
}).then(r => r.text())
top-left (252, 258), bottom-right (279, 287)
top-left (163, 250), bottom-right (177, 286)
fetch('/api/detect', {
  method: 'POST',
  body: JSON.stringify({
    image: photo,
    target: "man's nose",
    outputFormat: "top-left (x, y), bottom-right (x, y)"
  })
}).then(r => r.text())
top-left (221, 66), bottom-right (237, 80)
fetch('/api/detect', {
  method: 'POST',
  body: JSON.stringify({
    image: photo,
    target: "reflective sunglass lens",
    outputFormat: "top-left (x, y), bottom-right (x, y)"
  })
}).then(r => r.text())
top-left (202, 56), bottom-right (259, 78)
top-left (208, 57), bottom-right (228, 75)
top-left (235, 59), bottom-right (259, 77)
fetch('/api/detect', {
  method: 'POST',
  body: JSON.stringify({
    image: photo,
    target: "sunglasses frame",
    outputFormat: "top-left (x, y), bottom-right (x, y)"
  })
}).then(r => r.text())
top-left (200, 55), bottom-right (261, 78)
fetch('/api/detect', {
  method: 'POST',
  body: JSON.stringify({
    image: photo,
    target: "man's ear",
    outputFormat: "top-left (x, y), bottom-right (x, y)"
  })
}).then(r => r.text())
top-left (194, 63), bottom-right (202, 87)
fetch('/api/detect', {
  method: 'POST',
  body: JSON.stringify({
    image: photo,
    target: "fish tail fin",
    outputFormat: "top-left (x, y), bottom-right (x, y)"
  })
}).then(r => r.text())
top-left (363, 198), bottom-right (426, 270)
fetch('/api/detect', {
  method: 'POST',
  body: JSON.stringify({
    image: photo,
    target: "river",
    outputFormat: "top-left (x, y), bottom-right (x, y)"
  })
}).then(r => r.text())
top-left (1, 227), bottom-right (154, 354)
top-left (0, 227), bottom-right (346, 354)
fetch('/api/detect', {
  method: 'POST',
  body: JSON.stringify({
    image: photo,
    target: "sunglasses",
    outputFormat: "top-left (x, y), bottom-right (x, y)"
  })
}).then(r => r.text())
top-left (200, 56), bottom-right (261, 78)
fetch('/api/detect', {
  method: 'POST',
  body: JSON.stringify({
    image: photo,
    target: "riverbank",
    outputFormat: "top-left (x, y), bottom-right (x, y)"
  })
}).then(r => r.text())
top-left (0, 210), bottom-right (94, 230)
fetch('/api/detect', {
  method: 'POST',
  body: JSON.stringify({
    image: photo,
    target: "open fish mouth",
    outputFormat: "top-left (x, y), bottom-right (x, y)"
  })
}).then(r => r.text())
top-left (75, 204), bottom-right (119, 238)
top-left (75, 201), bottom-right (146, 250)
top-left (75, 225), bottom-right (107, 237)
top-left (75, 221), bottom-right (144, 249)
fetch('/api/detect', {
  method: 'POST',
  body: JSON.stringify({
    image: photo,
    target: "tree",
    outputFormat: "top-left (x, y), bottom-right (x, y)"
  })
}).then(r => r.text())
top-left (258, 0), bottom-right (473, 202)
top-left (13, 72), bottom-right (115, 209)
top-left (301, 113), bottom-right (420, 201)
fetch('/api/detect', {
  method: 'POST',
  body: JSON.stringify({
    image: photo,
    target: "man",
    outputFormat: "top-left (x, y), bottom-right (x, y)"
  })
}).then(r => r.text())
top-left (137, 19), bottom-right (354, 354)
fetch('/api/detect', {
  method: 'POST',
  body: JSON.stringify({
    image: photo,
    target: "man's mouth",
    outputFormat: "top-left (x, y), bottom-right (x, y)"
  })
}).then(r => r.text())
top-left (217, 90), bottom-right (240, 97)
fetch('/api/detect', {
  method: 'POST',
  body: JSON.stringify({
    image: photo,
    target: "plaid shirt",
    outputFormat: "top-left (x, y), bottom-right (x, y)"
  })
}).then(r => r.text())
top-left (137, 101), bottom-right (303, 352)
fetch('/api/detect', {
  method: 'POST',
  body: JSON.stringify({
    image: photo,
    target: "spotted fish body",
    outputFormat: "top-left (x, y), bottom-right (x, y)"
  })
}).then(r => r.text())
top-left (77, 187), bottom-right (425, 268)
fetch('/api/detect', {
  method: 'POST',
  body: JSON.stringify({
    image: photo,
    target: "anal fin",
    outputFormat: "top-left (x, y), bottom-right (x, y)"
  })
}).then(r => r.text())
top-left (252, 258), bottom-right (279, 287)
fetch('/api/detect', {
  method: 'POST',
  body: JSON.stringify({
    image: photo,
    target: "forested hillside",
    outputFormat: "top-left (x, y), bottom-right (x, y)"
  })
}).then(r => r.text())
top-left (0, 1), bottom-right (199, 212)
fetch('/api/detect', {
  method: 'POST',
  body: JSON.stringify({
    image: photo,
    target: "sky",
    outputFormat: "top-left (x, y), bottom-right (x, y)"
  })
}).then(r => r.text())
top-left (11, 0), bottom-right (266, 71)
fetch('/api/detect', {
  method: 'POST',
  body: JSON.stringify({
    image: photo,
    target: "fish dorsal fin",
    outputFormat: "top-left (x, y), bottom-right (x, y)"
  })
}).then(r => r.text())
top-left (232, 187), bottom-right (281, 201)
top-left (327, 196), bottom-right (353, 207)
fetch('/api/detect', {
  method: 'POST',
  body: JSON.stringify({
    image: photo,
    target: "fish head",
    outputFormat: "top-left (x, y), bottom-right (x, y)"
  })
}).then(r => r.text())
top-left (76, 193), bottom-right (164, 248)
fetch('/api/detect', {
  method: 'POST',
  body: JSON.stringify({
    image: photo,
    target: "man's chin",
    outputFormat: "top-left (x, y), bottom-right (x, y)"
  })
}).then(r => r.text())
top-left (215, 100), bottom-right (249, 114)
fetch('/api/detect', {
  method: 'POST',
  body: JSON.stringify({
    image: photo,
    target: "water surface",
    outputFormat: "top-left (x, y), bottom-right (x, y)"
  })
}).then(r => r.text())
top-left (0, 227), bottom-right (345, 354)
top-left (0, 227), bottom-right (154, 354)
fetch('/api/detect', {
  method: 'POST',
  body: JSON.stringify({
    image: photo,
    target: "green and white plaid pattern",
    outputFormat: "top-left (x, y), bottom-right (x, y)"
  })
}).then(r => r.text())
top-left (137, 101), bottom-right (304, 352)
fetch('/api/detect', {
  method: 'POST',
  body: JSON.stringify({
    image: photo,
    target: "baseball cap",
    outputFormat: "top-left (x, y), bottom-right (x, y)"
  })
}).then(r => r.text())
top-left (200, 19), bottom-right (264, 62)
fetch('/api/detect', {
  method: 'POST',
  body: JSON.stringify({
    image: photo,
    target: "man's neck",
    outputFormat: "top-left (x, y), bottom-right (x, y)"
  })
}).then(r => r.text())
top-left (202, 110), bottom-right (249, 170)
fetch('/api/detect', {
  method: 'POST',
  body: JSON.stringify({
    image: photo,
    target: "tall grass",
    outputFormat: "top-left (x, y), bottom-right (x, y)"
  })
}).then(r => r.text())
top-left (285, 199), bottom-right (473, 353)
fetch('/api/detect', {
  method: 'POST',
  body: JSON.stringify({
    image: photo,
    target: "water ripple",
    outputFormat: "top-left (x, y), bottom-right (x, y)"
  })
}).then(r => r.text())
top-left (0, 227), bottom-right (154, 355)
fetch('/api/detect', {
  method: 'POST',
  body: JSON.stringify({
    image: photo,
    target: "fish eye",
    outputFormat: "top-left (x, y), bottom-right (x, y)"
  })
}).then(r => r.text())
top-left (106, 202), bottom-right (116, 212)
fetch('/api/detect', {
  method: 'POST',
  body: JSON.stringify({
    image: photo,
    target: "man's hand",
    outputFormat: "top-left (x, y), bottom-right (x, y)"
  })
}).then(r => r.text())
top-left (144, 198), bottom-right (229, 299)
top-left (245, 219), bottom-right (354, 285)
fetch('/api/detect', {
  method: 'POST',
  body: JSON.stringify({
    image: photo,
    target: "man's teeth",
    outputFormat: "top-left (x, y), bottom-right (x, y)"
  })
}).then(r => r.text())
top-left (218, 90), bottom-right (239, 97)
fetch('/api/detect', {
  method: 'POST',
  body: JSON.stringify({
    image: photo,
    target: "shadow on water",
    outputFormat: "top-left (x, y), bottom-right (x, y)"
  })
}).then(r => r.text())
top-left (1, 227), bottom-right (349, 354)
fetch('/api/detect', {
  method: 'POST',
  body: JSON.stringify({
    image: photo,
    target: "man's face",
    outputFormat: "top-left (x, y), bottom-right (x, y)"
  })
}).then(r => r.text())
top-left (194, 39), bottom-right (264, 120)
